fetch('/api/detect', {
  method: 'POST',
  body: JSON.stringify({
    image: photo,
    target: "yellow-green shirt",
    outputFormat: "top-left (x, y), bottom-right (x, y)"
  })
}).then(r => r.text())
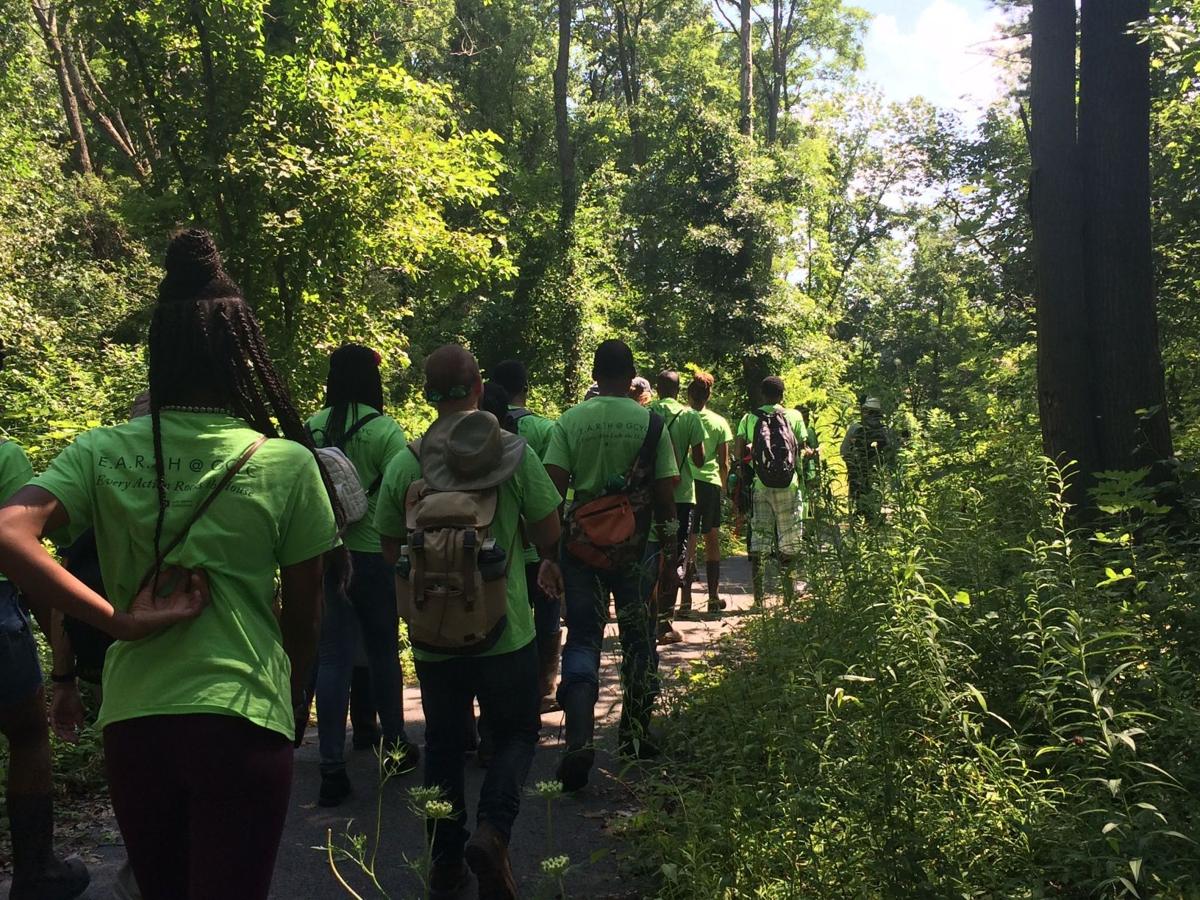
top-left (0, 441), bottom-right (34, 583)
top-left (691, 408), bottom-right (733, 487)
top-left (375, 441), bottom-right (562, 662)
top-left (306, 404), bottom-right (407, 554)
top-left (543, 396), bottom-right (678, 503)
top-left (510, 407), bottom-right (556, 565)
top-left (510, 407), bottom-right (555, 460)
top-left (648, 398), bottom-right (705, 504)
top-left (32, 412), bottom-right (338, 739)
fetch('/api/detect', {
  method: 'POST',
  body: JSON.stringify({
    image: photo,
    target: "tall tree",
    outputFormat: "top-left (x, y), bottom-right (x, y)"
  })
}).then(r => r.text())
top-left (1029, 0), bottom-right (1097, 493)
top-left (751, 0), bottom-right (863, 145)
top-left (1078, 0), bottom-right (1172, 469)
top-left (31, 1), bottom-right (91, 173)
top-left (1029, 0), bottom-right (1173, 498)
top-left (715, 0), bottom-right (753, 136)
top-left (738, 0), bottom-right (752, 136)
top-left (555, 0), bottom-right (576, 226)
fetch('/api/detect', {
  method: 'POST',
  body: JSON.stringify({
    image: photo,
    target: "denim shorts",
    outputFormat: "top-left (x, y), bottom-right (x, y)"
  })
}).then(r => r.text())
top-left (0, 581), bottom-right (43, 707)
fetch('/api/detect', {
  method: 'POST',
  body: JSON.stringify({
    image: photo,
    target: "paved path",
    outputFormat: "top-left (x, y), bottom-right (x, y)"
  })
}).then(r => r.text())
top-left (5, 557), bottom-right (761, 899)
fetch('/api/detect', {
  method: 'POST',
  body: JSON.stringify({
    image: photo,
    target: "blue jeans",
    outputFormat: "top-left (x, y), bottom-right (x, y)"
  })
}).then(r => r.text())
top-left (315, 551), bottom-right (406, 772)
top-left (558, 553), bottom-right (659, 729)
top-left (415, 641), bottom-right (540, 863)
top-left (0, 581), bottom-right (41, 707)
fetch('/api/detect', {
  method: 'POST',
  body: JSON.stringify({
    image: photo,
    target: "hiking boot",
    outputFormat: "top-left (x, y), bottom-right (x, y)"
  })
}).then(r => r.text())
top-left (464, 822), bottom-right (518, 900)
top-left (429, 859), bottom-right (471, 899)
top-left (656, 623), bottom-right (683, 645)
top-left (8, 793), bottom-right (90, 900)
top-left (381, 738), bottom-right (421, 777)
top-left (706, 596), bottom-right (727, 616)
top-left (556, 745), bottom-right (595, 793)
top-left (556, 682), bottom-right (597, 793)
top-left (319, 769), bottom-right (352, 807)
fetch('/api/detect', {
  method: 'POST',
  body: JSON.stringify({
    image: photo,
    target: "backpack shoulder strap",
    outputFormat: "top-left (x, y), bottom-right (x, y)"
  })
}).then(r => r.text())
top-left (666, 410), bottom-right (685, 464)
top-left (336, 412), bottom-right (382, 449)
top-left (626, 411), bottom-right (665, 487)
top-left (508, 408), bottom-right (533, 424)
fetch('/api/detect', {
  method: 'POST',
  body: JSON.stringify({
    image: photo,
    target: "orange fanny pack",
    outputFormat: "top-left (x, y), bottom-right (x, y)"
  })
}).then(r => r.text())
top-left (563, 414), bottom-right (663, 570)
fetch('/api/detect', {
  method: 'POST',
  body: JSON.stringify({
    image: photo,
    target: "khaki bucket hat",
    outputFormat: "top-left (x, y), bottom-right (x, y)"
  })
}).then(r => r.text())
top-left (418, 410), bottom-right (527, 492)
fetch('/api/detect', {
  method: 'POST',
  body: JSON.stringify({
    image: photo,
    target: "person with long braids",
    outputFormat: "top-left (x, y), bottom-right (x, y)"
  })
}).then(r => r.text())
top-left (307, 344), bottom-right (418, 806)
top-left (0, 228), bottom-right (340, 900)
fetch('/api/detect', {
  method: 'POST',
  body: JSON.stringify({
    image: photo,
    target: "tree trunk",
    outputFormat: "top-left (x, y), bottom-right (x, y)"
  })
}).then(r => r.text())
top-left (59, 19), bottom-right (150, 181)
top-left (1029, 0), bottom-right (1097, 497)
top-left (738, 0), bottom-right (752, 136)
top-left (188, 0), bottom-right (236, 250)
top-left (31, 1), bottom-right (92, 174)
top-left (614, 4), bottom-right (646, 166)
top-left (554, 0), bottom-right (576, 227)
top-left (1079, 0), bottom-right (1172, 470)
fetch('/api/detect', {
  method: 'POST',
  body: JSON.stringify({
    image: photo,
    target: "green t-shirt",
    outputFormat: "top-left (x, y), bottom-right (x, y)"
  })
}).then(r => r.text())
top-left (736, 405), bottom-right (809, 492)
top-left (690, 408), bottom-right (734, 488)
top-left (0, 441), bottom-right (34, 583)
top-left (543, 396), bottom-right (678, 504)
top-left (648, 398), bottom-right (705, 505)
top-left (375, 440), bottom-right (562, 662)
top-left (32, 412), bottom-right (338, 739)
top-left (509, 407), bottom-right (556, 564)
top-left (510, 407), bottom-right (555, 461)
top-left (306, 404), bottom-right (407, 554)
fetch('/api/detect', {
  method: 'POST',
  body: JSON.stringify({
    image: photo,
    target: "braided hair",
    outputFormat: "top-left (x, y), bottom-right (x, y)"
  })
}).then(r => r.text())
top-left (320, 344), bottom-right (384, 447)
top-left (148, 228), bottom-right (347, 587)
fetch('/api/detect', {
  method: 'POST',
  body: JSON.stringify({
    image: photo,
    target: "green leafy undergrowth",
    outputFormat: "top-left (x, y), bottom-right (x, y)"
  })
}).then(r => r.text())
top-left (632, 449), bottom-right (1200, 898)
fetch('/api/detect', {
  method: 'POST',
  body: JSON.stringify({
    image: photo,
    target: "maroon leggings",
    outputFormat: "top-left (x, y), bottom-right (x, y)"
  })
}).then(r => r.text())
top-left (104, 714), bottom-right (293, 900)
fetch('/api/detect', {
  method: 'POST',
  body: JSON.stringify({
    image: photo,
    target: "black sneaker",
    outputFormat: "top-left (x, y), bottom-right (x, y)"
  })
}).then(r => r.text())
top-left (381, 738), bottom-right (421, 777)
top-left (555, 747), bottom-right (595, 793)
top-left (318, 769), bottom-right (352, 807)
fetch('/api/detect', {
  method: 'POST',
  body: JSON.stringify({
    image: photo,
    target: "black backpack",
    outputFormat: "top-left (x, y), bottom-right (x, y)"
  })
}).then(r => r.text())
top-left (751, 409), bottom-right (799, 489)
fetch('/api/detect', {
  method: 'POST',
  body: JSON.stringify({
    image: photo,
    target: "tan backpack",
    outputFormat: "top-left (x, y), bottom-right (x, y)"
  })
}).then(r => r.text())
top-left (395, 444), bottom-right (511, 656)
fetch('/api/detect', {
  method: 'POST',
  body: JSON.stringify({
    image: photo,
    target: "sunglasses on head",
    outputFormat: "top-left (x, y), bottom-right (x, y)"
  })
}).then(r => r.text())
top-left (424, 384), bottom-right (471, 403)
